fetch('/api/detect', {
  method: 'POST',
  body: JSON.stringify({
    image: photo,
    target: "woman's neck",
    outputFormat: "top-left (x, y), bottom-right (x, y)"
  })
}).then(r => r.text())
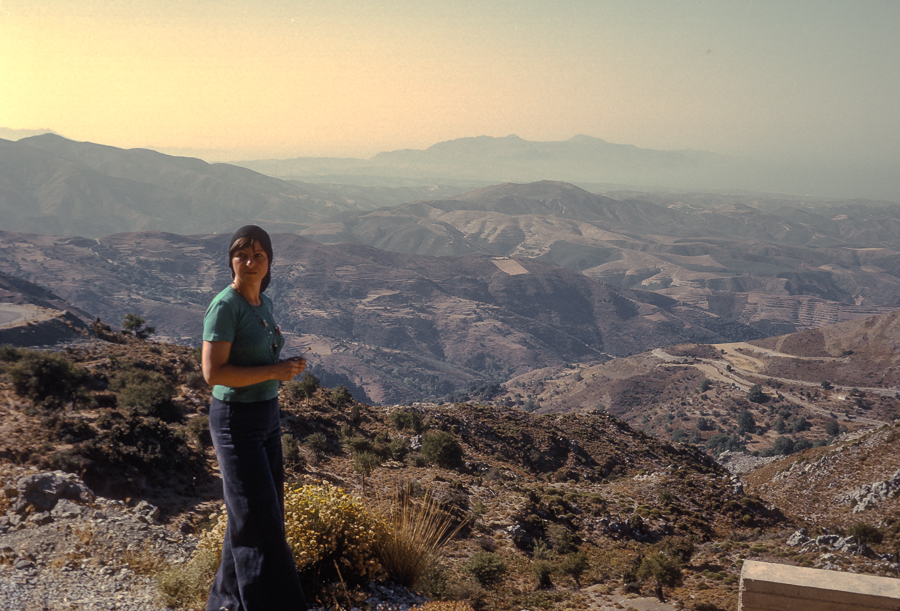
top-left (231, 281), bottom-right (262, 306)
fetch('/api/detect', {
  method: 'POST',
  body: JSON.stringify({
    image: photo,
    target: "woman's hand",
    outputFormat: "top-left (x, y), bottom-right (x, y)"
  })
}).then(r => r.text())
top-left (272, 356), bottom-right (307, 381)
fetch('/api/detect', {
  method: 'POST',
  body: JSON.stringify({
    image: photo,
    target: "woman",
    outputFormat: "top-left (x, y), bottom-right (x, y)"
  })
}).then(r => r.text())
top-left (202, 225), bottom-right (307, 611)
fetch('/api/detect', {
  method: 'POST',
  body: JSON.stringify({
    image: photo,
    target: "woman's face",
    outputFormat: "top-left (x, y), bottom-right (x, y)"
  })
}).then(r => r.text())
top-left (231, 241), bottom-right (269, 287)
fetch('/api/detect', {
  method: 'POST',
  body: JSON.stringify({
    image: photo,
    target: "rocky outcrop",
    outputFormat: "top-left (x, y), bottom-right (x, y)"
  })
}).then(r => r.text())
top-left (785, 528), bottom-right (889, 561)
top-left (836, 469), bottom-right (900, 513)
top-left (11, 470), bottom-right (94, 514)
top-left (717, 450), bottom-right (783, 475)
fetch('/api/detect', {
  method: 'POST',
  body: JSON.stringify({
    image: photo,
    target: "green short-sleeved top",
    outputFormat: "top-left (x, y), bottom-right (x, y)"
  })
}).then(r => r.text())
top-left (203, 286), bottom-right (284, 403)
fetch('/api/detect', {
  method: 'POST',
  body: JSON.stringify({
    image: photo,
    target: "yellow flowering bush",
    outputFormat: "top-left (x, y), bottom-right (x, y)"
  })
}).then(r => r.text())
top-left (197, 505), bottom-right (228, 554)
top-left (284, 482), bottom-right (386, 585)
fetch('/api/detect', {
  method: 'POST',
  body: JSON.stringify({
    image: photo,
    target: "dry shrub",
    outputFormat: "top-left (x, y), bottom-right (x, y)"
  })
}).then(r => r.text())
top-left (375, 484), bottom-right (461, 588)
top-left (153, 507), bottom-right (225, 610)
top-left (123, 542), bottom-right (167, 575)
top-left (154, 549), bottom-right (220, 611)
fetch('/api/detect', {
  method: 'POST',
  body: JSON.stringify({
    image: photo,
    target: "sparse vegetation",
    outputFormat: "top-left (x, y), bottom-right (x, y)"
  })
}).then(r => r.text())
top-left (7, 349), bottom-right (87, 410)
top-left (421, 431), bottom-right (464, 469)
top-left (390, 409), bottom-right (427, 433)
top-left (122, 313), bottom-right (156, 340)
top-left (464, 551), bottom-right (507, 585)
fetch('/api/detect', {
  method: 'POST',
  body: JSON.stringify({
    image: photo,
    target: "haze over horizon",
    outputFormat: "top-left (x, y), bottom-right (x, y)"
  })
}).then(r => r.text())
top-left (2, 1), bottom-right (899, 197)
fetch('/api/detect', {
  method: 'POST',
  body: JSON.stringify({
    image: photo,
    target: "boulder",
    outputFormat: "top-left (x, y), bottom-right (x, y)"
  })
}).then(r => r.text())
top-left (13, 470), bottom-right (94, 513)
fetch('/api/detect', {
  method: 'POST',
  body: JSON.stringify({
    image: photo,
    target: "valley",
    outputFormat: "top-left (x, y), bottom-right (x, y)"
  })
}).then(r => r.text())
top-left (0, 228), bottom-right (782, 405)
top-left (2, 134), bottom-right (900, 610)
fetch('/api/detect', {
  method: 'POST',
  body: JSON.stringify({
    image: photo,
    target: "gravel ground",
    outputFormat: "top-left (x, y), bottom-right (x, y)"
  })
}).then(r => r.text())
top-left (0, 564), bottom-right (166, 611)
top-left (1, 470), bottom-right (196, 611)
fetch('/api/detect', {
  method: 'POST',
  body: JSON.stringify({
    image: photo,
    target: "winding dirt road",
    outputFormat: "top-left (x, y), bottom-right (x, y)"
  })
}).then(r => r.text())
top-left (652, 343), bottom-right (890, 427)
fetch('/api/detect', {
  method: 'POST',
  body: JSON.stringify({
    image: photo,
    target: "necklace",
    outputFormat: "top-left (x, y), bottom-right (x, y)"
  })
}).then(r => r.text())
top-left (232, 285), bottom-right (281, 363)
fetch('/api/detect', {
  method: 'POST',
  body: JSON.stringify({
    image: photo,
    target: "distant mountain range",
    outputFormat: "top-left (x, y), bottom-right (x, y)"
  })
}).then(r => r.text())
top-left (237, 134), bottom-right (742, 189)
top-left (0, 135), bottom-right (463, 237)
top-left (235, 134), bottom-right (900, 200)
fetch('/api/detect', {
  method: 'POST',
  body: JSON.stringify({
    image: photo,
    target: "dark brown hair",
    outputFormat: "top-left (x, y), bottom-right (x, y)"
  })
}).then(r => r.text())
top-left (228, 227), bottom-right (274, 292)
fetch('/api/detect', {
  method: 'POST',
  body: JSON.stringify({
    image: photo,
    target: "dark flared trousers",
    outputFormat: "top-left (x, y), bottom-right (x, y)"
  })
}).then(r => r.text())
top-left (207, 396), bottom-right (307, 611)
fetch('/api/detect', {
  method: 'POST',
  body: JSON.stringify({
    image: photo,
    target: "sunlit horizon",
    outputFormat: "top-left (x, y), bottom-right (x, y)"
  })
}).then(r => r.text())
top-left (3, 1), bottom-right (899, 174)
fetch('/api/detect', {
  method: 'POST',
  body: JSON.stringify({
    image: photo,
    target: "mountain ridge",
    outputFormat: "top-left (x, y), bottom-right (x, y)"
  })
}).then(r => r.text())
top-left (0, 228), bottom-right (775, 404)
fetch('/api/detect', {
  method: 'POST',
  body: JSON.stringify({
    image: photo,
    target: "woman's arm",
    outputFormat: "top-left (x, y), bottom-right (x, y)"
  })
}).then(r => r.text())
top-left (202, 340), bottom-right (306, 387)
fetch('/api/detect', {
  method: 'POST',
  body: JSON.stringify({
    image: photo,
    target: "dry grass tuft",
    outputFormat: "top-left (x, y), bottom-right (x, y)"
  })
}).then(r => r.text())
top-left (122, 542), bottom-right (167, 576)
top-left (375, 484), bottom-right (462, 589)
top-left (153, 547), bottom-right (220, 611)
top-left (152, 510), bottom-right (225, 610)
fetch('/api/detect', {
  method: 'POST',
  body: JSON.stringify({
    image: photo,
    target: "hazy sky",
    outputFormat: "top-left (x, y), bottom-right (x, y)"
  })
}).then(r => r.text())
top-left (2, 0), bottom-right (899, 165)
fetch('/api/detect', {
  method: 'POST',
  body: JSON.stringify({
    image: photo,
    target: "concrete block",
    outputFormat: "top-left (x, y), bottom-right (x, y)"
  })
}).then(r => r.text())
top-left (739, 560), bottom-right (900, 611)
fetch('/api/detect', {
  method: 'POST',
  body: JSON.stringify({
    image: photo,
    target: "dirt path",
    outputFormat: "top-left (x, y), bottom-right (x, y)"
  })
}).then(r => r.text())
top-left (652, 344), bottom-right (889, 427)
top-left (0, 303), bottom-right (61, 329)
top-left (582, 586), bottom-right (679, 611)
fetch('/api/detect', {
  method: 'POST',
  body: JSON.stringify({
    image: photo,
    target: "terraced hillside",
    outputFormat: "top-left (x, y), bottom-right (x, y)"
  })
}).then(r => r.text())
top-left (503, 310), bottom-right (900, 456)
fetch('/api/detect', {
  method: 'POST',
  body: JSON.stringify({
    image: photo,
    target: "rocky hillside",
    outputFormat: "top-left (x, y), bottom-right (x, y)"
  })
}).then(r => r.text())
top-left (0, 270), bottom-right (91, 347)
top-left (0, 229), bottom-right (774, 404)
top-left (2, 337), bottom-right (898, 611)
top-left (300, 181), bottom-right (900, 331)
top-left (503, 310), bottom-right (900, 456)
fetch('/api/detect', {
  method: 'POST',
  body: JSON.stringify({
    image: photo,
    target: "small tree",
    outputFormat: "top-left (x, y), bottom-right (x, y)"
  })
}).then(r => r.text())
top-left (305, 432), bottom-right (328, 461)
top-left (464, 551), bottom-right (507, 585)
top-left (330, 385), bottom-right (352, 407)
top-left (353, 451), bottom-right (381, 489)
top-left (122, 313), bottom-right (156, 340)
top-left (736, 408), bottom-right (756, 435)
top-left (282, 434), bottom-right (305, 469)
top-left (546, 523), bottom-right (576, 554)
top-left (848, 523), bottom-right (884, 547)
top-left (558, 551), bottom-right (588, 587)
top-left (825, 419), bottom-right (840, 437)
top-left (764, 435), bottom-right (795, 456)
top-left (748, 384), bottom-right (766, 403)
top-left (774, 416), bottom-right (786, 433)
top-left (791, 415), bottom-right (810, 433)
top-left (390, 410), bottom-right (426, 433)
top-left (636, 553), bottom-right (683, 601)
top-left (298, 372), bottom-right (320, 407)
